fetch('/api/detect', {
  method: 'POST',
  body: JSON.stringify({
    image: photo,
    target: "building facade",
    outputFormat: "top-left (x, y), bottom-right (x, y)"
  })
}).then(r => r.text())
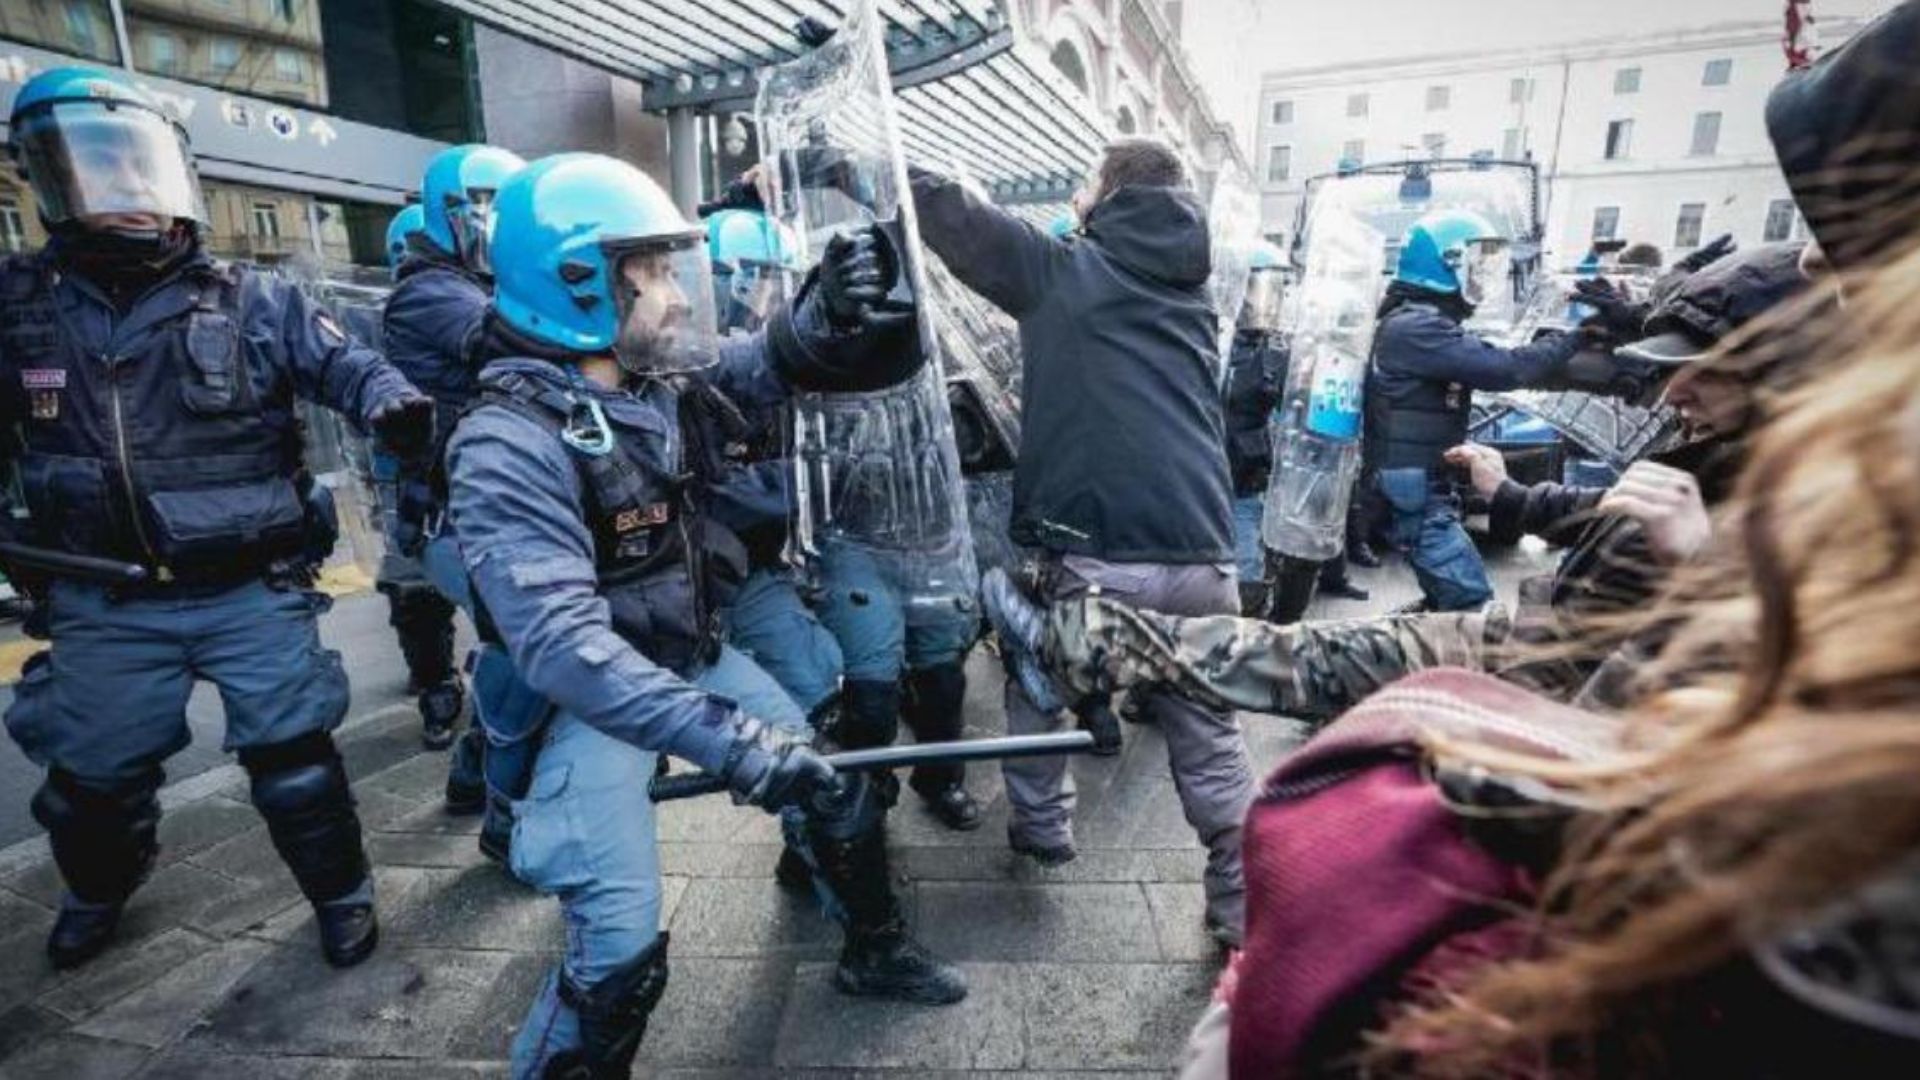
top-left (1015, 0), bottom-right (1258, 189)
top-left (1252, 18), bottom-right (1867, 266)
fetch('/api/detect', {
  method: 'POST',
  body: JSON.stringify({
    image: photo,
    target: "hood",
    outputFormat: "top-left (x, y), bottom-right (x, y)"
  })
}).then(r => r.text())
top-left (1082, 185), bottom-right (1212, 287)
top-left (1765, 1), bottom-right (1920, 272)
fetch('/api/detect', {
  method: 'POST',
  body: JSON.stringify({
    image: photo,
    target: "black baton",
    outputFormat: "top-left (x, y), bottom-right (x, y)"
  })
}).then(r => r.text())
top-left (650, 731), bottom-right (1097, 803)
top-left (0, 541), bottom-right (149, 587)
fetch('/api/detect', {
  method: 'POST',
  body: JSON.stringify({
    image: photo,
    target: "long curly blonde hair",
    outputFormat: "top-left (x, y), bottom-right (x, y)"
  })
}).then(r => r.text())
top-left (1375, 241), bottom-right (1920, 1076)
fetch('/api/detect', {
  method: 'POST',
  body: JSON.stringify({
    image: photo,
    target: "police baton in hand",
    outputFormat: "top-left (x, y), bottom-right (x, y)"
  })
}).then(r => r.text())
top-left (650, 731), bottom-right (1097, 803)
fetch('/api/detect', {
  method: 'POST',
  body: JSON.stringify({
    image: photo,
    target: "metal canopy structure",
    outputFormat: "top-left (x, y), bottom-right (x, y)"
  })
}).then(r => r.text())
top-left (433, 0), bottom-right (1110, 202)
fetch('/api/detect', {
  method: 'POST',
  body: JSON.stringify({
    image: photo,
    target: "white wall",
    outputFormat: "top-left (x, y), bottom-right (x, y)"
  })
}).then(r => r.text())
top-left (1250, 20), bottom-right (1849, 264)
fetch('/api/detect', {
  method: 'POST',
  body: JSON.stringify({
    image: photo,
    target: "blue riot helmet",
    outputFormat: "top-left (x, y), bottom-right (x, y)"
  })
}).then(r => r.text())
top-left (1239, 239), bottom-right (1289, 333)
top-left (1395, 208), bottom-right (1510, 309)
top-left (419, 144), bottom-right (525, 276)
top-left (7, 67), bottom-right (206, 235)
top-left (704, 207), bottom-right (795, 334)
top-left (1046, 211), bottom-right (1077, 238)
top-left (385, 203), bottom-right (425, 274)
top-left (491, 153), bottom-right (718, 376)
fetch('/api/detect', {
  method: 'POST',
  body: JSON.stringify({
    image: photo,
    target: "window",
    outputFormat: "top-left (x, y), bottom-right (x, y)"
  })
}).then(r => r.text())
top-left (1690, 111), bottom-right (1722, 156)
top-left (1422, 132), bottom-right (1447, 158)
top-left (0, 199), bottom-right (26, 254)
top-left (210, 38), bottom-right (241, 73)
top-left (1592, 206), bottom-right (1621, 242)
top-left (1114, 106), bottom-right (1136, 134)
top-left (1049, 41), bottom-right (1089, 94)
top-left (276, 0), bottom-right (301, 19)
top-left (12, 0), bottom-right (119, 63)
top-left (63, 3), bottom-right (98, 54)
top-left (1502, 127), bottom-right (1524, 160)
top-left (1703, 58), bottom-right (1733, 86)
top-left (1346, 93), bottom-right (1369, 118)
top-left (145, 33), bottom-right (180, 74)
top-left (1271, 100), bottom-right (1294, 125)
top-left (1342, 139), bottom-right (1365, 165)
top-left (274, 49), bottom-right (303, 82)
top-left (1614, 67), bottom-right (1642, 94)
top-left (1266, 144), bottom-right (1292, 183)
top-left (1764, 198), bottom-right (1797, 242)
top-left (1509, 77), bottom-right (1533, 104)
top-left (1674, 202), bottom-right (1706, 248)
top-left (1604, 119), bottom-right (1634, 160)
top-left (252, 202), bottom-right (282, 241)
top-left (1426, 85), bottom-right (1451, 111)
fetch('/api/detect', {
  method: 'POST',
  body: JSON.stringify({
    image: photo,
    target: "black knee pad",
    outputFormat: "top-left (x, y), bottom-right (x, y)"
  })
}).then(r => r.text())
top-left (31, 767), bottom-right (164, 904)
top-left (837, 679), bottom-right (901, 751)
top-left (240, 732), bottom-right (368, 904)
top-left (550, 933), bottom-right (670, 1079)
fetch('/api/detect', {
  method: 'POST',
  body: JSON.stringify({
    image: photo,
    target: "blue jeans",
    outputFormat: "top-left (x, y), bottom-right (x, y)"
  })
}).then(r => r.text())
top-left (4, 579), bottom-right (349, 782)
top-left (1230, 495), bottom-right (1266, 583)
top-left (507, 645), bottom-right (807, 1078)
top-left (1376, 467), bottom-right (1493, 612)
top-left (723, 569), bottom-right (844, 715)
top-left (812, 541), bottom-right (975, 681)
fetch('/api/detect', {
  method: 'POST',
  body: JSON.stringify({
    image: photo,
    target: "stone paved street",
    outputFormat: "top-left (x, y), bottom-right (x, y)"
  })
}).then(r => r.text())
top-left (0, 543), bottom-right (1551, 1078)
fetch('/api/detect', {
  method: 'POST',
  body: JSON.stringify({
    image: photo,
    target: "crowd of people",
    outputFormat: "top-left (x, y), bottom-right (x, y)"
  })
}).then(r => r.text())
top-left (0, 2), bottom-right (1917, 1077)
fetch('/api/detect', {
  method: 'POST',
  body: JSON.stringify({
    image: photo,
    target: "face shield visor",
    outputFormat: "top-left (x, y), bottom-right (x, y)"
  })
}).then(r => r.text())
top-left (1239, 269), bottom-right (1286, 333)
top-left (449, 187), bottom-right (499, 275)
top-left (13, 101), bottom-right (205, 229)
top-left (610, 235), bottom-right (720, 377)
top-left (1456, 237), bottom-right (1511, 308)
top-left (716, 259), bottom-right (793, 335)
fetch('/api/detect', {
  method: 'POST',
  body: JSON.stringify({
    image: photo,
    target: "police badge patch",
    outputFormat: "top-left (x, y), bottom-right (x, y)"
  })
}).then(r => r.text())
top-left (22, 368), bottom-right (65, 420)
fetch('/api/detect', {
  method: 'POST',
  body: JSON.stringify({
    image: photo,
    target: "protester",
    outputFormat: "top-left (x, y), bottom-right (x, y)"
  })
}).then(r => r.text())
top-left (908, 136), bottom-right (1256, 945)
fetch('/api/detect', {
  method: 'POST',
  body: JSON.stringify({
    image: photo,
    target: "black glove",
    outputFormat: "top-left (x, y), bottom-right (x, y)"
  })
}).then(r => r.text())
top-left (818, 227), bottom-right (910, 333)
top-left (722, 717), bottom-right (841, 813)
top-left (1570, 277), bottom-right (1646, 338)
top-left (370, 395), bottom-right (435, 461)
top-left (696, 176), bottom-right (766, 219)
top-left (1675, 233), bottom-right (1736, 275)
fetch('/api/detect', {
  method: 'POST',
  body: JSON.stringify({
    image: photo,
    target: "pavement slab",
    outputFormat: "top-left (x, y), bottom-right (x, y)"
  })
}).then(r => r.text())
top-left (0, 551), bottom-right (1547, 1075)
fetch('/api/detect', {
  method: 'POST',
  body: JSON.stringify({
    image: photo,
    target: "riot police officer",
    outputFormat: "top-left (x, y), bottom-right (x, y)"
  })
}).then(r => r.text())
top-left (445, 154), bottom-right (965, 1078)
top-left (0, 67), bottom-right (432, 970)
top-left (1222, 242), bottom-right (1289, 616)
top-left (1366, 209), bottom-right (1584, 611)
top-left (381, 144), bottom-right (525, 841)
top-left (370, 202), bottom-right (463, 712)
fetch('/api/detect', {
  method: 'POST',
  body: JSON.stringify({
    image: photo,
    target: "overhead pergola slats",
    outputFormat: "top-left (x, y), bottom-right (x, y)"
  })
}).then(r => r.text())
top-left (434, 0), bottom-right (1110, 203)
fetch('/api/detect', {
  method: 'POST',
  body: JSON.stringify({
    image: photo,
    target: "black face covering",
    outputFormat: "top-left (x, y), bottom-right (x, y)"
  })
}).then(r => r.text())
top-left (51, 221), bottom-right (196, 308)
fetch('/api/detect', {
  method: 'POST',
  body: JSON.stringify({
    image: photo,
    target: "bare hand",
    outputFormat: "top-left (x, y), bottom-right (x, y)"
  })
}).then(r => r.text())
top-left (1443, 443), bottom-right (1509, 500)
top-left (1597, 461), bottom-right (1712, 563)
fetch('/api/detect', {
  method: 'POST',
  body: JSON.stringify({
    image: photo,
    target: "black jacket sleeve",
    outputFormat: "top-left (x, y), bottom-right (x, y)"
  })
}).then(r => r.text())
top-left (1488, 478), bottom-right (1608, 547)
top-left (907, 166), bottom-right (1064, 318)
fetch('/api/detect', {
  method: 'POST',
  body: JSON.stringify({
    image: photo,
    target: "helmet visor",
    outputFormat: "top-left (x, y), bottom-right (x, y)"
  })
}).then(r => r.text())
top-left (15, 101), bottom-right (205, 227)
top-left (450, 187), bottom-right (499, 275)
top-left (723, 260), bottom-right (792, 334)
top-left (1239, 269), bottom-right (1286, 332)
top-left (1458, 238), bottom-right (1511, 308)
top-left (609, 236), bottom-right (720, 376)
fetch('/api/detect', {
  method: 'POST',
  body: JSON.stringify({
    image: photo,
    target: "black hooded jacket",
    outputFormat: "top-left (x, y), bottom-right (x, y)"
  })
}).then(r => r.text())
top-left (1766, 0), bottom-right (1920, 274)
top-left (909, 168), bottom-right (1234, 564)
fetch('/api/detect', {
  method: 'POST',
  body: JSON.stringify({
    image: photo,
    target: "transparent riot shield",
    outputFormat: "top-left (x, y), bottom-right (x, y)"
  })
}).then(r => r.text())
top-left (1261, 205), bottom-right (1388, 566)
top-left (1208, 169), bottom-right (1263, 385)
top-left (757, 0), bottom-right (978, 620)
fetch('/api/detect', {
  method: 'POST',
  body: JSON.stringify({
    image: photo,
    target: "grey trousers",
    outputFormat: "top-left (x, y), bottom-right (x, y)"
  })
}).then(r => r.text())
top-left (1002, 554), bottom-right (1254, 934)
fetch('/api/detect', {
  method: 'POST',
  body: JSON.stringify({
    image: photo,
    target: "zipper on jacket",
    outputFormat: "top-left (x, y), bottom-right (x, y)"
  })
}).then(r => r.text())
top-left (106, 356), bottom-right (164, 577)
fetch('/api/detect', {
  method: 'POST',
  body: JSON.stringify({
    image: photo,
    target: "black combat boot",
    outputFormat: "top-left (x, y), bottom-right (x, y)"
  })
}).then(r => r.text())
top-left (444, 717), bottom-right (485, 815)
top-left (385, 582), bottom-right (457, 696)
top-left (478, 790), bottom-right (514, 866)
top-left (902, 663), bottom-right (981, 831)
top-left (543, 935), bottom-right (670, 1079)
top-left (241, 733), bottom-right (379, 968)
top-left (33, 768), bottom-right (163, 969)
top-left (419, 676), bottom-right (466, 752)
top-left (813, 817), bottom-right (967, 1004)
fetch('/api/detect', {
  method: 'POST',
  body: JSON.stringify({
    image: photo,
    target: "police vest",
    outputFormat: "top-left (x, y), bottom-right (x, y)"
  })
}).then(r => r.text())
top-left (0, 255), bottom-right (308, 582)
top-left (470, 371), bottom-right (726, 676)
top-left (1364, 305), bottom-right (1474, 477)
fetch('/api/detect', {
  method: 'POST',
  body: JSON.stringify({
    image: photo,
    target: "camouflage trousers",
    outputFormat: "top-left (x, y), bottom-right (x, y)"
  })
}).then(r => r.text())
top-left (1040, 596), bottom-right (1515, 724)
